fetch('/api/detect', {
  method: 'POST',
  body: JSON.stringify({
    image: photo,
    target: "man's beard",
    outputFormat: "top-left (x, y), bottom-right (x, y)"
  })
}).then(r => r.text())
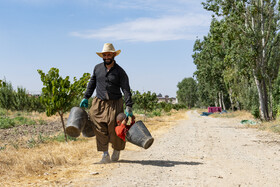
top-left (103, 58), bottom-right (115, 65)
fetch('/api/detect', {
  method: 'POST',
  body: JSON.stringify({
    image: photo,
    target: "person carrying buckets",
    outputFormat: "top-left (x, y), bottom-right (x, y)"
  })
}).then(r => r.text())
top-left (80, 43), bottom-right (134, 164)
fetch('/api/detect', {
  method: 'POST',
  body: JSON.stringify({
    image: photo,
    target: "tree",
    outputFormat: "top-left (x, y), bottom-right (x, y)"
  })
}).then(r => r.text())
top-left (13, 87), bottom-right (29, 111)
top-left (202, 0), bottom-right (280, 120)
top-left (176, 77), bottom-right (197, 108)
top-left (37, 68), bottom-right (90, 141)
top-left (193, 18), bottom-right (229, 109)
top-left (0, 81), bottom-right (14, 112)
top-left (132, 90), bottom-right (158, 115)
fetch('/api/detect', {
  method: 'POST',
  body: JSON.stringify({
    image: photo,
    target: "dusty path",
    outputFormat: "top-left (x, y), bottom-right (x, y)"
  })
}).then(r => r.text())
top-left (62, 110), bottom-right (280, 187)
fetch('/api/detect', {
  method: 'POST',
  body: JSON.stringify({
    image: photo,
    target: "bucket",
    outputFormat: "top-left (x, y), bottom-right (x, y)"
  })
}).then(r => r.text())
top-left (66, 107), bottom-right (88, 137)
top-left (82, 119), bottom-right (95, 137)
top-left (126, 120), bottom-right (154, 149)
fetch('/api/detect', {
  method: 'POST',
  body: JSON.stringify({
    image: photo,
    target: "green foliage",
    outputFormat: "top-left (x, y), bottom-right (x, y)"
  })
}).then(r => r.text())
top-left (37, 67), bottom-right (90, 141)
top-left (177, 77), bottom-right (197, 108)
top-left (172, 103), bottom-right (187, 111)
top-left (163, 103), bottom-right (173, 112)
top-left (251, 105), bottom-right (260, 119)
top-left (48, 133), bottom-right (77, 142)
top-left (193, 0), bottom-right (280, 120)
top-left (13, 87), bottom-right (30, 111)
top-left (0, 81), bottom-right (45, 112)
top-left (152, 109), bottom-right (161, 117)
top-left (37, 68), bottom-right (90, 117)
top-left (0, 81), bottom-right (14, 111)
top-left (157, 102), bottom-right (172, 112)
top-left (0, 80), bottom-right (6, 88)
top-left (0, 116), bottom-right (37, 129)
top-left (0, 108), bottom-right (6, 116)
top-left (0, 117), bottom-right (16, 129)
top-left (132, 90), bottom-right (158, 114)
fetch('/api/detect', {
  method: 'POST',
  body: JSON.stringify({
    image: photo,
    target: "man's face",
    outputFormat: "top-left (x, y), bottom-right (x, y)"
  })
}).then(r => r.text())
top-left (103, 52), bottom-right (115, 65)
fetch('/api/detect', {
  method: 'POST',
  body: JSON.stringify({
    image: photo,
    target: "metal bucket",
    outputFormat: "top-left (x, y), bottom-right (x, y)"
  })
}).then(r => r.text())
top-left (82, 119), bottom-right (95, 137)
top-left (66, 107), bottom-right (88, 137)
top-left (126, 120), bottom-right (154, 149)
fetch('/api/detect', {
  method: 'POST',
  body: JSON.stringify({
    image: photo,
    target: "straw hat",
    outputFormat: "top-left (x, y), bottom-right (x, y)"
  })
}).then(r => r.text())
top-left (96, 43), bottom-right (121, 58)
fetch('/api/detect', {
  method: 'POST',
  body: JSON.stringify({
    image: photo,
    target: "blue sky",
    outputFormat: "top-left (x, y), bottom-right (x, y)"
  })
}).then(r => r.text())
top-left (0, 0), bottom-right (212, 97)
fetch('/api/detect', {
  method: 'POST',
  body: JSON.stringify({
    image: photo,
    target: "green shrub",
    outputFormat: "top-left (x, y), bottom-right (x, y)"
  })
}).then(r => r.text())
top-left (49, 133), bottom-right (77, 142)
top-left (164, 103), bottom-right (173, 112)
top-left (0, 116), bottom-right (37, 129)
top-left (0, 108), bottom-right (6, 116)
top-left (152, 109), bottom-right (162, 116)
top-left (0, 117), bottom-right (16, 129)
top-left (172, 103), bottom-right (187, 110)
top-left (14, 116), bottom-right (36, 125)
top-left (251, 105), bottom-right (260, 119)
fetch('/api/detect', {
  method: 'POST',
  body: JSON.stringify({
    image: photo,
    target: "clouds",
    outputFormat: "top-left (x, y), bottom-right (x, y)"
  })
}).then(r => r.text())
top-left (70, 14), bottom-right (211, 42)
top-left (69, 0), bottom-right (210, 42)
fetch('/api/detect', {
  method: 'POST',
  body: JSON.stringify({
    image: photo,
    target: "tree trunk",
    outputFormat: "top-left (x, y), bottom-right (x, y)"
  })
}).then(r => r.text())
top-left (59, 112), bottom-right (68, 142)
top-left (229, 88), bottom-right (234, 111)
top-left (253, 73), bottom-right (269, 121)
top-left (221, 92), bottom-right (226, 110)
top-left (218, 92), bottom-right (222, 108)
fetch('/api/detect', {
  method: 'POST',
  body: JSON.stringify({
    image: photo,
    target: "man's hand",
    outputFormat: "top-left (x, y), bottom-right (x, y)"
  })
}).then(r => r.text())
top-left (125, 106), bottom-right (133, 117)
top-left (121, 119), bottom-right (127, 126)
top-left (131, 115), bottom-right (135, 124)
top-left (80, 98), bottom-right (88, 108)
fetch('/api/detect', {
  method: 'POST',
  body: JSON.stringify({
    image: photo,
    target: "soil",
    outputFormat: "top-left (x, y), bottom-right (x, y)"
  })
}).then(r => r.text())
top-left (1, 110), bottom-right (280, 186)
top-left (68, 110), bottom-right (280, 187)
top-left (0, 119), bottom-right (63, 147)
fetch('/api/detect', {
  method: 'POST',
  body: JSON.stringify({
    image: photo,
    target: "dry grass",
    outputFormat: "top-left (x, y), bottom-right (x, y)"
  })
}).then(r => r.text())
top-left (198, 109), bottom-right (255, 120)
top-left (212, 110), bottom-right (255, 120)
top-left (0, 109), bottom-right (188, 186)
top-left (198, 109), bottom-right (280, 135)
top-left (258, 119), bottom-right (280, 134)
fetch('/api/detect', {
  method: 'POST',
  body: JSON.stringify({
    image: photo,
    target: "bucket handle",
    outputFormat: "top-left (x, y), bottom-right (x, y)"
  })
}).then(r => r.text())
top-left (125, 115), bottom-right (135, 126)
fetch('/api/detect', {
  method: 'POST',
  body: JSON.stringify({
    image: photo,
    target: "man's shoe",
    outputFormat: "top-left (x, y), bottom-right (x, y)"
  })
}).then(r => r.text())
top-left (95, 154), bottom-right (111, 164)
top-left (111, 150), bottom-right (120, 162)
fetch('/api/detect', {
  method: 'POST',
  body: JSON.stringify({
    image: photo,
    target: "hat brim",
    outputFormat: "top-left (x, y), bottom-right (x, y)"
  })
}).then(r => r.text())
top-left (96, 50), bottom-right (121, 58)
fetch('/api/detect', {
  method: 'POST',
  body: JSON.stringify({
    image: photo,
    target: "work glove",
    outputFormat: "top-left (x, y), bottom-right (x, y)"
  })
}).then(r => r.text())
top-left (125, 106), bottom-right (133, 117)
top-left (80, 98), bottom-right (88, 108)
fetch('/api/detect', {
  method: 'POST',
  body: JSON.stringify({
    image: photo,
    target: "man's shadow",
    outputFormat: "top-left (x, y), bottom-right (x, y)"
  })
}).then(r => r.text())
top-left (118, 159), bottom-right (203, 167)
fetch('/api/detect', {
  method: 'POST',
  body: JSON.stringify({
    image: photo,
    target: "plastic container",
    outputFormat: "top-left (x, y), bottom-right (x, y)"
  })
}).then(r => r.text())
top-left (126, 120), bottom-right (154, 149)
top-left (82, 119), bottom-right (95, 137)
top-left (66, 107), bottom-right (88, 137)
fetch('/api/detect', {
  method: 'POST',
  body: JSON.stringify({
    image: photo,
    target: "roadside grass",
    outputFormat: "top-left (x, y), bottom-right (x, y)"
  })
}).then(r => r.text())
top-left (25, 133), bottom-right (80, 149)
top-left (211, 110), bottom-right (255, 120)
top-left (0, 109), bottom-right (63, 129)
top-left (197, 108), bottom-right (280, 135)
top-left (0, 109), bottom-right (188, 184)
top-left (258, 119), bottom-right (280, 134)
top-left (0, 116), bottom-right (43, 129)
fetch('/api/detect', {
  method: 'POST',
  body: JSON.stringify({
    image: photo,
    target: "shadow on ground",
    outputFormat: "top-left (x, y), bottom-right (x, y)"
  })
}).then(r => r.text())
top-left (118, 159), bottom-right (203, 167)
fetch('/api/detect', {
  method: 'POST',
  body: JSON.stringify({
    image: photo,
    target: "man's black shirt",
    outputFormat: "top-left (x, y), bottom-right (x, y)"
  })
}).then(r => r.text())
top-left (84, 62), bottom-right (133, 107)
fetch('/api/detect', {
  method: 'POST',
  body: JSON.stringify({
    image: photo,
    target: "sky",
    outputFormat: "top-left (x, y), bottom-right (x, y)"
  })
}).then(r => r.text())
top-left (0, 0), bottom-right (212, 97)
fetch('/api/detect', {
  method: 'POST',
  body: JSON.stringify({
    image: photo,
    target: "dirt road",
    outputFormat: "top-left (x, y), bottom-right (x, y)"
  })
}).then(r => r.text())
top-left (62, 110), bottom-right (280, 187)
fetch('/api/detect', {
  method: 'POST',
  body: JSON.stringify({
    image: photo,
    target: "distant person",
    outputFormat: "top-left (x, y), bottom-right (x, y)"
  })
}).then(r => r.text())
top-left (80, 43), bottom-right (134, 164)
top-left (115, 113), bottom-right (135, 142)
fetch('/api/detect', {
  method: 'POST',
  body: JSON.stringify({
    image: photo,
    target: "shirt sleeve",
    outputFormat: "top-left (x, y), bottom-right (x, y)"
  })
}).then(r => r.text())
top-left (84, 67), bottom-right (96, 99)
top-left (119, 68), bottom-right (133, 107)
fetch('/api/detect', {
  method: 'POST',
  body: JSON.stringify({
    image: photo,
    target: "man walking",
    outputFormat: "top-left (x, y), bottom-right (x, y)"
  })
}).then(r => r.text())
top-left (80, 43), bottom-right (133, 164)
